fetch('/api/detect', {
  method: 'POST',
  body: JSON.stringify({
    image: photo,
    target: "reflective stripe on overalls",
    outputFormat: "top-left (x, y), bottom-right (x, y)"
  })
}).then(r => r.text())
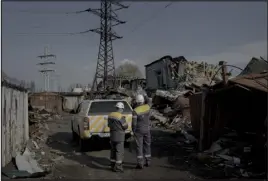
top-left (108, 112), bottom-right (128, 165)
top-left (132, 104), bottom-right (151, 165)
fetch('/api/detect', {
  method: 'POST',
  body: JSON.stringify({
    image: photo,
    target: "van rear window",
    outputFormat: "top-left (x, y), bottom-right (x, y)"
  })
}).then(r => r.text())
top-left (88, 101), bottom-right (132, 114)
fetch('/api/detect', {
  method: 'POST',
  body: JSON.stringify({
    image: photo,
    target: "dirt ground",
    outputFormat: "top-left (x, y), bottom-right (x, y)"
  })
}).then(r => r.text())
top-left (42, 115), bottom-right (201, 180)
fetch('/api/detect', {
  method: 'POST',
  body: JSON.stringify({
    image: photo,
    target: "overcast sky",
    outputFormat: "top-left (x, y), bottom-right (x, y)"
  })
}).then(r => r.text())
top-left (2, 1), bottom-right (267, 90)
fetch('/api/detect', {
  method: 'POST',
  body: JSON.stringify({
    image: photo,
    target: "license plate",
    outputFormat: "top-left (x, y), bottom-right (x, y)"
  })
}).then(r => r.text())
top-left (101, 133), bottom-right (110, 137)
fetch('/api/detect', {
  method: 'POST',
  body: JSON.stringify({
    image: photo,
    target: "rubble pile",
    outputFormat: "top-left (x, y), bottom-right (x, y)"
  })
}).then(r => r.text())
top-left (194, 129), bottom-right (266, 178)
top-left (2, 108), bottom-right (63, 179)
top-left (29, 108), bottom-right (61, 137)
top-left (150, 90), bottom-right (192, 132)
top-left (173, 61), bottom-right (222, 91)
top-left (28, 108), bottom-right (63, 173)
top-left (162, 128), bottom-right (265, 179)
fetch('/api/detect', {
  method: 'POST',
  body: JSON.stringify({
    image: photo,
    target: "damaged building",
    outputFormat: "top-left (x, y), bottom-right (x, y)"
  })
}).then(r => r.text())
top-left (148, 57), bottom-right (267, 179)
top-left (239, 57), bottom-right (268, 75)
top-left (189, 71), bottom-right (267, 178)
top-left (145, 55), bottom-right (221, 93)
top-left (145, 56), bottom-right (187, 91)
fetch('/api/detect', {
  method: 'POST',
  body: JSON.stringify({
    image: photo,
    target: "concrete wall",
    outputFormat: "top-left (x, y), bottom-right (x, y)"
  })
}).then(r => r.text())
top-left (63, 96), bottom-right (84, 111)
top-left (1, 83), bottom-right (28, 167)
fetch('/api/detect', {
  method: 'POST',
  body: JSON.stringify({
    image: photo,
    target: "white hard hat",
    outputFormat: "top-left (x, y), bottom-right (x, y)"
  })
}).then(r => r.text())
top-left (136, 94), bottom-right (144, 103)
top-left (115, 102), bottom-right (124, 109)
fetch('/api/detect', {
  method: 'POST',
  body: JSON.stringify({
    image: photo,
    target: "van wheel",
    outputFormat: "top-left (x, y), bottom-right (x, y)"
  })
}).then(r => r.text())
top-left (72, 130), bottom-right (77, 142)
top-left (78, 128), bottom-right (87, 152)
top-left (79, 138), bottom-right (87, 152)
top-left (71, 123), bottom-right (77, 142)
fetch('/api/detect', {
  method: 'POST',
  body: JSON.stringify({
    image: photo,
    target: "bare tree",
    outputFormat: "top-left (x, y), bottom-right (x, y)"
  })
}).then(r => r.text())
top-left (116, 61), bottom-right (143, 78)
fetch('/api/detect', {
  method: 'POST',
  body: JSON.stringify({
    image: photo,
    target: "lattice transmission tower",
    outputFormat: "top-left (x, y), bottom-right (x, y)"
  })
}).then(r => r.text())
top-left (37, 46), bottom-right (56, 92)
top-left (87, 0), bottom-right (128, 91)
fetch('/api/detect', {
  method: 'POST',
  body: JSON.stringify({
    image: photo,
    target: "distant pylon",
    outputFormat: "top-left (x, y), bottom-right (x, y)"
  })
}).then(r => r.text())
top-left (37, 46), bottom-right (56, 92)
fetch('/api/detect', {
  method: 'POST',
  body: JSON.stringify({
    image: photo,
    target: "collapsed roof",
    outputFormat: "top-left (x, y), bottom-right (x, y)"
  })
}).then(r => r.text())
top-left (239, 57), bottom-right (268, 76)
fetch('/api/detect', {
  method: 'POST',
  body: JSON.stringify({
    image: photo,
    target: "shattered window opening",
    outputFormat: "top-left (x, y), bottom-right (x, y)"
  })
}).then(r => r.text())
top-left (156, 71), bottom-right (163, 88)
top-left (88, 101), bottom-right (132, 114)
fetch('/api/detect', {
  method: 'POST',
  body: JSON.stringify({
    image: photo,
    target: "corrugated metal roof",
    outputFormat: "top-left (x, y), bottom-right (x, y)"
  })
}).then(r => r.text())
top-left (239, 57), bottom-right (268, 76)
top-left (229, 72), bottom-right (268, 92)
top-left (144, 55), bottom-right (187, 67)
top-left (145, 55), bottom-right (173, 67)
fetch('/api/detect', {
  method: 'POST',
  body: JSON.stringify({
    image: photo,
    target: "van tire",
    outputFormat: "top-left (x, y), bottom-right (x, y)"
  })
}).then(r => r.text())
top-left (79, 138), bottom-right (87, 152)
top-left (78, 127), bottom-right (87, 152)
top-left (72, 130), bottom-right (78, 142)
top-left (71, 123), bottom-right (77, 142)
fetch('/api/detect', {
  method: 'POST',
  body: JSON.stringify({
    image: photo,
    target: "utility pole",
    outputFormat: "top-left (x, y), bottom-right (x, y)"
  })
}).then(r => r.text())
top-left (86, 0), bottom-right (128, 91)
top-left (219, 61), bottom-right (228, 85)
top-left (37, 46), bottom-right (56, 92)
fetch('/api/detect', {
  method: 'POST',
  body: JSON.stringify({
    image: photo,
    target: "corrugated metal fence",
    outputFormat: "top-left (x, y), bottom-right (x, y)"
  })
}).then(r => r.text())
top-left (1, 81), bottom-right (29, 167)
top-left (189, 92), bottom-right (202, 133)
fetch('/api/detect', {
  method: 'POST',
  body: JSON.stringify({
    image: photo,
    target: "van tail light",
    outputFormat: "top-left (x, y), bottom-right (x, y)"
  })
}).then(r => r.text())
top-left (83, 117), bottom-right (90, 130)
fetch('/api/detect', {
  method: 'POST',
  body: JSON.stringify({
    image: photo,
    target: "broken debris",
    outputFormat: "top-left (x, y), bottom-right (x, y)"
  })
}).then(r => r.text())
top-left (8, 148), bottom-right (50, 178)
top-left (192, 130), bottom-right (266, 179)
top-left (150, 90), bottom-right (193, 134)
top-left (27, 107), bottom-right (64, 175)
top-left (15, 148), bottom-right (44, 174)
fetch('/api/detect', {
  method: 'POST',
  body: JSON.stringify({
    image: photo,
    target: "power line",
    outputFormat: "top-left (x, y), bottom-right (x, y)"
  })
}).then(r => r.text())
top-left (11, 2), bottom-right (171, 38)
top-left (4, 9), bottom-right (74, 15)
top-left (115, 2), bottom-right (174, 54)
top-left (130, 2), bottom-right (173, 33)
top-left (4, 2), bottom-right (132, 15)
top-left (13, 29), bottom-right (94, 36)
top-left (8, 3), bottom-right (133, 37)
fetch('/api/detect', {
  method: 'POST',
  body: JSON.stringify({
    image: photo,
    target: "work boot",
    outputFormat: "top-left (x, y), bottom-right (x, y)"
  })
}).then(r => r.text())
top-left (113, 163), bottom-right (124, 172)
top-left (145, 161), bottom-right (151, 167)
top-left (135, 164), bottom-right (143, 169)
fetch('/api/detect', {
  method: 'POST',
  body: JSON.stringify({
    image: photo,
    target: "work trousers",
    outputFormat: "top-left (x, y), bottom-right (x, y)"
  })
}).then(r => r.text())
top-left (110, 141), bottom-right (124, 165)
top-left (134, 131), bottom-right (151, 165)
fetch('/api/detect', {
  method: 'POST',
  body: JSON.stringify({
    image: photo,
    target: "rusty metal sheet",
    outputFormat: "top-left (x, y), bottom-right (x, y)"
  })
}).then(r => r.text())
top-left (189, 92), bottom-right (202, 132)
top-left (229, 73), bottom-right (268, 92)
top-left (29, 93), bottom-right (63, 113)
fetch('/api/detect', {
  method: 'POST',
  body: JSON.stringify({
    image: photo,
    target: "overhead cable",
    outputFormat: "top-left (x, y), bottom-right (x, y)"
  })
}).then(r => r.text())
top-left (10, 3), bottom-right (133, 37)
top-left (4, 9), bottom-right (74, 15)
top-left (13, 29), bottom-right (93, 36)
top-left (130, 2), bottom-right (173, 33)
